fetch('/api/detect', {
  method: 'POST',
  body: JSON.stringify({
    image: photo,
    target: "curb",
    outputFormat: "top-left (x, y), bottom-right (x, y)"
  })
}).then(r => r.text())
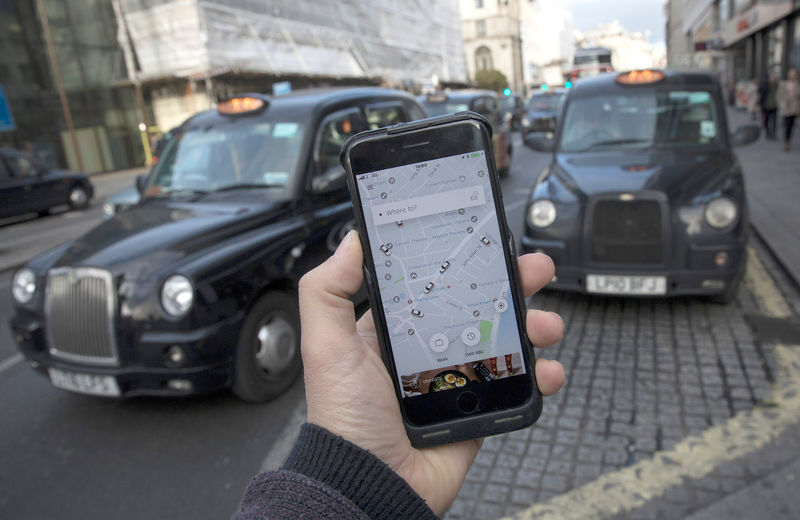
top-left (749, 222), bottom-right (800, 293)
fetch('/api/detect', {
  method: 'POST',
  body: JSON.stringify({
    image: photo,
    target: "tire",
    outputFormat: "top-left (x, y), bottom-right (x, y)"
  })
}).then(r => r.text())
top-left (232, 291), bottom-right (302, 403)
top-left (67, 185), bottom-right (90, 210)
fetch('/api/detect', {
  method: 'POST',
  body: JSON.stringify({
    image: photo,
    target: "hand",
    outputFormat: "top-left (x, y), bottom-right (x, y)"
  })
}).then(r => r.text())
top-left (298, 231), bottom-right (565, 515)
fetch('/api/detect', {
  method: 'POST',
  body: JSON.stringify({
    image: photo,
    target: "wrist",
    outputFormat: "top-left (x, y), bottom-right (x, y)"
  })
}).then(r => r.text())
top-left (283, 423), bottom-right (437, 520)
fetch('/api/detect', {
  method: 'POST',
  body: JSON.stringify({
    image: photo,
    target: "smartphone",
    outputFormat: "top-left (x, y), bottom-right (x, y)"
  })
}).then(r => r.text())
top-left (341, 112), bottom-right (541, 447)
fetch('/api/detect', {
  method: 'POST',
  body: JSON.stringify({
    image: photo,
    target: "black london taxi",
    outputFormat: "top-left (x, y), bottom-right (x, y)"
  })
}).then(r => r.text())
top-left (9, 88), bottom-right (426, 402)
top-left (417, 90), bottom-right (513, 177)
top-left (0, 148), bottom-right (94, 219)
top-left (522, 70), bottom-right (759, 303)
top-left (520, 89), bottom-right (567, 139)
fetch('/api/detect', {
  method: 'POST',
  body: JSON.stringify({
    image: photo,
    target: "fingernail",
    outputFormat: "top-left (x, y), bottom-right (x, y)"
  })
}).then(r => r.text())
top-left (334, 230), bottom-right (355, 257)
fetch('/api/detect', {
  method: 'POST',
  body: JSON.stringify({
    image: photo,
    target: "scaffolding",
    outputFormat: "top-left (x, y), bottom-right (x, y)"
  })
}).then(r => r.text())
top-left (118, 0), bottom-right (467, 85)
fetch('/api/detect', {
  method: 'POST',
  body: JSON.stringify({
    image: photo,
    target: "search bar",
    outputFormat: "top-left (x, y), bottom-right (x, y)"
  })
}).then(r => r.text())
top-left (371, 185), bottom-right (486, 226)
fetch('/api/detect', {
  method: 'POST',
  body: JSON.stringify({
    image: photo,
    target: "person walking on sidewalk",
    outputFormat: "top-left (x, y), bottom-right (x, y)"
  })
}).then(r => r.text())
top-left (777, 68), bottom-right (800, 151)
top-left (759, 72), bottom-right (779, 140)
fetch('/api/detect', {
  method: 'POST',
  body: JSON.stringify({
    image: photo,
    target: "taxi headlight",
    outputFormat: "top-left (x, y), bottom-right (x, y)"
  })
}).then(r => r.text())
top-left (12, 268), bottom-right (36, 304)
top-left (161, 275), bottom-right (194, 317)
top-left (704, 197), bottom-right (738, 229)
top-left (102, 203), bottom-right (115, 219)
top-left (528, 200), bottom-right (557, 228)
top-left (521, 118), bottom-right (531, 127)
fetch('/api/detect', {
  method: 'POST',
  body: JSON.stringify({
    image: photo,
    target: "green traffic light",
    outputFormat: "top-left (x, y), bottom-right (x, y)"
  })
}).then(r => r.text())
top-left (503, 88), bottom-right (511, 96)
top-left (565, 81), bottom-right (572, 89)
top-left (541, 84), bottom-right (548, 91)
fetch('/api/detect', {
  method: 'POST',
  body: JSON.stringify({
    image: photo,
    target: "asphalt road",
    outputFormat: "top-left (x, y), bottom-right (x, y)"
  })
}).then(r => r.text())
top-left (0, 138), bottom-right (551, 519)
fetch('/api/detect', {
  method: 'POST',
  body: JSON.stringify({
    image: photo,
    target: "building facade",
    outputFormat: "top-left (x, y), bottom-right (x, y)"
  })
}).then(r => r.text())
top-left (666, 0), bottom-right (800, 102)
top-left (460, 0), bottom-right (525, 93)
top-left (521, 0), bottom-right (574, 88)
top-left (0, 0), bottom-right (467, 174)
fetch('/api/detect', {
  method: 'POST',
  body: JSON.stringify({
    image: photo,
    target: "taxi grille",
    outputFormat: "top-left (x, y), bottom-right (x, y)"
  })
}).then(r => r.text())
top-left (590, 199), bottom-right (663, 264)
top-left (45, 268), bottom-right (119, 365)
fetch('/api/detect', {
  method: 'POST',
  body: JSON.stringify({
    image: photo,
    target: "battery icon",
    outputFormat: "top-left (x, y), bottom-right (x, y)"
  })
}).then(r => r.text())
top-left (471, 152), bottom-right (481, 158)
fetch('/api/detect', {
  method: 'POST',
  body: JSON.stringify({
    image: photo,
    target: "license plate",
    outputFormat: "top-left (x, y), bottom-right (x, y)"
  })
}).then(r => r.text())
top-left (48, 368), bottom-right (121, 397)
top-left (586, 274), bottom-right (667, 295)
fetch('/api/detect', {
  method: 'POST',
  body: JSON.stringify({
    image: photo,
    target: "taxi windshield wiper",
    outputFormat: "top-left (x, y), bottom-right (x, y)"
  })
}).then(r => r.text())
top-left (587, 138), bottom-right (649, 149)
top-left (208, 183), bottom-right (285, 193)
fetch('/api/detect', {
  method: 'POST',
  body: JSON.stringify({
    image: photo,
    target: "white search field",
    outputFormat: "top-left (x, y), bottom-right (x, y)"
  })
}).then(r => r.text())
top-left (372, 185), bottom-right (486, 226)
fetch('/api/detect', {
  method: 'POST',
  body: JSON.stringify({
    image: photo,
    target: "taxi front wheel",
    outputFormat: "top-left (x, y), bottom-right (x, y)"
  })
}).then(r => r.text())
top-left (232, 291), bottom-right (302, 403)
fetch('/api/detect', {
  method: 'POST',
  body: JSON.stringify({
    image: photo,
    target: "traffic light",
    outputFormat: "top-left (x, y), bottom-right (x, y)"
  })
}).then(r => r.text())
top-left (565, 81), bottom-right (572, 89)
top-left (540, 84), bottom-right (548, 91)
top-left (503, 88), bottom-right (511, 96)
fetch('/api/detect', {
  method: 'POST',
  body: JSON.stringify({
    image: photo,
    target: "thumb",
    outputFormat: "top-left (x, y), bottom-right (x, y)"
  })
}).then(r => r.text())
top-left (298, 230), bottom-right (364, 346)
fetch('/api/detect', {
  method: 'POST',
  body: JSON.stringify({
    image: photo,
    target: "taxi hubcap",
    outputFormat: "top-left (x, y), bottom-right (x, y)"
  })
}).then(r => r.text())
top-left (70, 188), bottom-right (87, 205)
top-left (254, 314), bottom-right (296, 374)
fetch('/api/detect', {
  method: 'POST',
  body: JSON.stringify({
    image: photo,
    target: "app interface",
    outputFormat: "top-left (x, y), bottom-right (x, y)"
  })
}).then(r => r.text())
top-left (356, 150), bottom-right (526, 398)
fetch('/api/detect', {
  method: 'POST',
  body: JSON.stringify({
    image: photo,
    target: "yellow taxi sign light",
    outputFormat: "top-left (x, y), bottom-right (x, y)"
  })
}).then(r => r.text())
top-left (616, 70), bottom-right (665, 85)
top-left (218, 96), bottom-right (267, 115)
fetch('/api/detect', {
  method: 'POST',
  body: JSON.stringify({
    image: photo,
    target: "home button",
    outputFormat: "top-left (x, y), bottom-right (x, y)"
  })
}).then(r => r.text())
top-left (456, 391), bottom-right (479, 414)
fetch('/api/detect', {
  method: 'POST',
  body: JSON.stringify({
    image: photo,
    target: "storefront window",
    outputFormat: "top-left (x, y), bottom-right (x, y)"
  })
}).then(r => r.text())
top-left (790, 14), bottom-right (800, 74)
top-left (767, 24), bottom-right (785, 76)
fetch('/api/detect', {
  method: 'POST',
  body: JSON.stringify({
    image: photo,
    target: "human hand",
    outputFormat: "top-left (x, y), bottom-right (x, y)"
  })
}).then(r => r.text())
top-left (298, 231), bottom-right (565, 515)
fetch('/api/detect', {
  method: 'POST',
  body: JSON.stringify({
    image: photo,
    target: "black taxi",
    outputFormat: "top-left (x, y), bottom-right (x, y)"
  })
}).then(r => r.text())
top-left (9, 88), bottom-right (425, 402)
top-left (417, 90), bottom-right (513, 177)
top-left (522, 70), bottom-right (759, 303)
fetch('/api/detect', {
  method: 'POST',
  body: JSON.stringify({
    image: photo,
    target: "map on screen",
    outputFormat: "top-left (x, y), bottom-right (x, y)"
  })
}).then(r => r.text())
top-left (356, 150), bottom-right (526, 396)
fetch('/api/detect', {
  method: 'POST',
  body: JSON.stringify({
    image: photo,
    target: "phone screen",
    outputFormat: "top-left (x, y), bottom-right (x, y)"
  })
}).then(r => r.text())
top-left (355, 148), bottom-right (527, 400)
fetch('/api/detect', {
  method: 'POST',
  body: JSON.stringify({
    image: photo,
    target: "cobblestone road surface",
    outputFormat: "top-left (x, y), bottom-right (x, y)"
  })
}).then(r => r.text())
top-left (445, 233), bottom-right (800, 519)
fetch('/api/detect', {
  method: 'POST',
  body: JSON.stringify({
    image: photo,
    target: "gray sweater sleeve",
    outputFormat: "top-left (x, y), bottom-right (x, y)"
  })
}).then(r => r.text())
top-left (234, 423), bottom-right (438, 520)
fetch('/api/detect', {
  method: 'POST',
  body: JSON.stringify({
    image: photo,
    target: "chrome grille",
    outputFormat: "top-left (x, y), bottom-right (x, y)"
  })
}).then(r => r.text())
top-left (46, 268), bottom-right (119, 366)
top-left (591, 199), bottom-right (663, 265)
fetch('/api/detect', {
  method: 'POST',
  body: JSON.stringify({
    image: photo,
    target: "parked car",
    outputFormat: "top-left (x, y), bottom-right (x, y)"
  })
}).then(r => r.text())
top-left (522, 69), bottom-right (759, 303)
top-left (520, 90), bottom-right (567, 139)
top-left (417, 90), bottom-right (513, 177)
top-left (500, 93), bottom-right (525, 131)
top-left (0, 148), bottom-right (93, 219)
top-left (9, 88), bottom-right (426, 402)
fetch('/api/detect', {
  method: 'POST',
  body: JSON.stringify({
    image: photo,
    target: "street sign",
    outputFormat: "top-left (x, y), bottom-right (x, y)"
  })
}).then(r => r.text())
top-left (0, 85), bottom-right (16, 133)
top-left (272, 81), bottom-right (291, 96)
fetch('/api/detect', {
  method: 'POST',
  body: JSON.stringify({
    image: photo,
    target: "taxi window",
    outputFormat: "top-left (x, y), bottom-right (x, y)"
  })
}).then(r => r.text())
top-left (147, 119), bottom-right (304, 194)
top-left (6, 155), bottom-right (36, 177)
top-left (365, 104), bottom-right (404, 129)
top-left (316, 109), bottom-right (367, 175)
top-left (559, 90), bottom-right (720, 152)
top-left (421, 101), bottom-right (469, 117)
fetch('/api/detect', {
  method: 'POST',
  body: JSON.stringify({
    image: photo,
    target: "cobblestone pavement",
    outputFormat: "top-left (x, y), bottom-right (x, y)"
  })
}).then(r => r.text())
top-left (444, 233), bottom-right (800, 520)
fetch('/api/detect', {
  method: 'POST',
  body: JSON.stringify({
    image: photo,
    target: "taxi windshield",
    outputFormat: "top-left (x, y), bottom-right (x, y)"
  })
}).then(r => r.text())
top-left (528, 93), bottom-right (563, 112)
top-left (559, 90), bottom-right (719, 152)
top-left (146, 119), bottom-right (304, 196)
top-left (421, 101), bottom-right (470, 117)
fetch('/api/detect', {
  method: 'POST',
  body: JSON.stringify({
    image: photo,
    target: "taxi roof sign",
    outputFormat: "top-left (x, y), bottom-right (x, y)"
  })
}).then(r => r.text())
top-left (616, 70), bottom-right (665, 85)
top-left (218, 95), bottom-right (267, 115)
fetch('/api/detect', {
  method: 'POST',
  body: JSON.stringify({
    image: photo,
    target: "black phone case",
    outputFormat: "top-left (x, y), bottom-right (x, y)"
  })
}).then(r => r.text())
top-left (340, 112), bottom-right (542, 448)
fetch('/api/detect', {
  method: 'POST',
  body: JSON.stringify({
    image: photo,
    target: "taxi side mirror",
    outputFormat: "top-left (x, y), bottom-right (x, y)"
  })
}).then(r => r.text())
top-left (135, 174), bottom-right (148, 194)
top-left (311, 166), bottom-right (347, 194)
top-left (730, 125), bottom-right (759, 147)
top-left (524, 133), bottom-right (555, 152)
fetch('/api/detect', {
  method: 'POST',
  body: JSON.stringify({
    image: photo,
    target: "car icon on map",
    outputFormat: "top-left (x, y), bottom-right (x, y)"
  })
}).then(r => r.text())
top-left (439, 261), bottom-right (450, 273)
top-left (380, 243), bottom-right (393, 255)
top-left (411, 308), bottom-right (424, 317)
top-left (481, 236), bottom-right (491, 246)
top-left (424, 282), bottom-right (434, 293)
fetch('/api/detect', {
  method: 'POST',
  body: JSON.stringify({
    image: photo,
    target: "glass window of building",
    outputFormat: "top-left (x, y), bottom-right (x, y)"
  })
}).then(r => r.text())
top-left (767, 24), bottom-right (785, 75)
top-left (476, 19), bottom-right (486, 37)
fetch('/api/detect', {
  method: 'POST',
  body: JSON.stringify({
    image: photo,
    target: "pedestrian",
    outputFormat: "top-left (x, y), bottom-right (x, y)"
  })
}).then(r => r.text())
top-left (233, 231), bottom-right (566, 519)
top-left (777, 68), bottom-right (800, 151)
top-left (746, 80), bottom-right (760, 121)
top-left (758, 72), bottom-right (779, 140)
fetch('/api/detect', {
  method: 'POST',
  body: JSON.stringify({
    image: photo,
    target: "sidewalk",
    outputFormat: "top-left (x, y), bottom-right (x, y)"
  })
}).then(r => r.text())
top-left (728, 107), bottom-right (800, 287)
